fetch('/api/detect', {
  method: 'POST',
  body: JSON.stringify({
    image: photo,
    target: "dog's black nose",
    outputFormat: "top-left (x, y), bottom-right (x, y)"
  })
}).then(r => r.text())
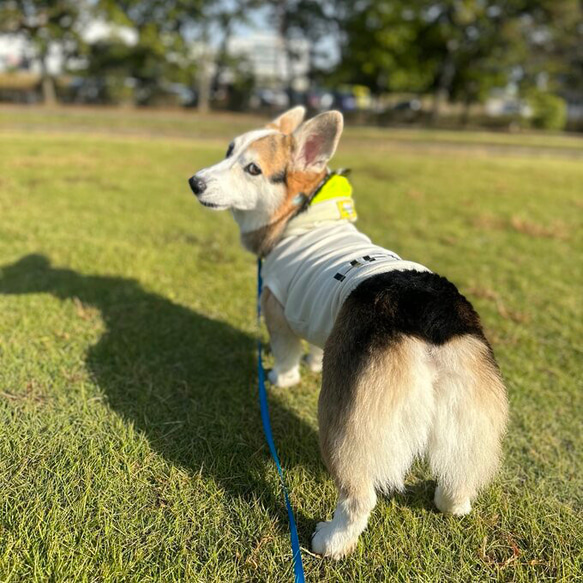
top-left (189, 175), bottom-right (207, 196)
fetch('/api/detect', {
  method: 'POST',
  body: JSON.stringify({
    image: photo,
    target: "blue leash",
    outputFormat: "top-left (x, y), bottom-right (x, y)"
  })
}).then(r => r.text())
top-left (256, 258), bottom-right (306, 583)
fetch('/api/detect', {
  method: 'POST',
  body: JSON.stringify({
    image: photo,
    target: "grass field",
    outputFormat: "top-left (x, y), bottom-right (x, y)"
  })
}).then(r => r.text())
top-left (0, 107), bottom-right (581, 582)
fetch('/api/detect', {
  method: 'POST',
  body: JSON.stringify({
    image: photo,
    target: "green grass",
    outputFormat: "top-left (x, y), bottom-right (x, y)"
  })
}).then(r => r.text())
top-left (0, 108), bottom-right (581, 582)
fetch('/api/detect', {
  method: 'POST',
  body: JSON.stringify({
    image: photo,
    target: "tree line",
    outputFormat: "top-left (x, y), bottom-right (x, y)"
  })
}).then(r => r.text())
top-left (1, 0), bottom-right (581, 126)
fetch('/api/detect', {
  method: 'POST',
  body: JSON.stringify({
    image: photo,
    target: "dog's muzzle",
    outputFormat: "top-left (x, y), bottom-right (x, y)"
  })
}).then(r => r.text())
top-left (189, 175), bottom-right (207, 196)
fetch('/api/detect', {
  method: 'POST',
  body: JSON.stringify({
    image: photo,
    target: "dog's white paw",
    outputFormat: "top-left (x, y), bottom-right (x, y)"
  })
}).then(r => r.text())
top-left (311, 520), bottom-right (357, 560)
top-left (434, 485), bottom-right (472, 516)
top-left (304, 352), bottom-right (323, 373)
top-left (268, 367), bottom-right (301, 388)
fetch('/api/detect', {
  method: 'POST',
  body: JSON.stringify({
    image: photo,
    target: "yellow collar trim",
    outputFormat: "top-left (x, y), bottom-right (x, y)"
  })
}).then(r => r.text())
top-left (284, 173), bottom-right (357, 238)
top-left (310, 174), bottom-right (357, 222)
top-left (310, 174), bottom-right (354, 205)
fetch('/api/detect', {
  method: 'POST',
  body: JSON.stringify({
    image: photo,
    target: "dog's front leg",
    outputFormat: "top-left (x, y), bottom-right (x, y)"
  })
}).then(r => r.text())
top-left (261, 286), bottom-right (302, 388)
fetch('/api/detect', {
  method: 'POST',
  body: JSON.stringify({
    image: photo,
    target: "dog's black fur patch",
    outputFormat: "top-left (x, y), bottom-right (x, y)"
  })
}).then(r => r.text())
top-left (269, 169), bottom-right (287, 185)
top-left (345, 270), bottom-right (488, 349)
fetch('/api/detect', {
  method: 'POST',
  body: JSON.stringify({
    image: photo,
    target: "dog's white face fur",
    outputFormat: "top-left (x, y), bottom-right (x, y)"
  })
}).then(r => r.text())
top-left (193, 128), bottom-right (285, 233)
top-left (194, 128), bottom-right (280, 212)
top-left (190, 107), bottom-right (344, 238)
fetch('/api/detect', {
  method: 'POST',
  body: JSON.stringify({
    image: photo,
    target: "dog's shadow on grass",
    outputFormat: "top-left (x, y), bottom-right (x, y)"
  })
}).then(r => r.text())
top-left (0, 254), bottom-right (321, 540)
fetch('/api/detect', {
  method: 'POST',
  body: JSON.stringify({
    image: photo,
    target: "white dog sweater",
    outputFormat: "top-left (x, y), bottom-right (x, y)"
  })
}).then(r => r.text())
top-left (262, 175), bottom-right (430, 348)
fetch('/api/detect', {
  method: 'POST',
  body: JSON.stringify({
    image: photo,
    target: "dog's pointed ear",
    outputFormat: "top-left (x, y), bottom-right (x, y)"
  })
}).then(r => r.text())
top-left (292, 111), bottom-right (343, 172)
top-left (267, 106), bottom-right (306, 134)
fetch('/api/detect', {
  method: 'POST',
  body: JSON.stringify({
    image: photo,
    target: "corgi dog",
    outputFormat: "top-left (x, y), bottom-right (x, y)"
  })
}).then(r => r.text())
top-left (188, 107), bottom-right (508, 559)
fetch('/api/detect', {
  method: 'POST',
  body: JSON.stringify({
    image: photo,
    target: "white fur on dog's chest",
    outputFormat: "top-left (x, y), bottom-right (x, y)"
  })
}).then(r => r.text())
top-left (262, 222), bottom-right (430, 348)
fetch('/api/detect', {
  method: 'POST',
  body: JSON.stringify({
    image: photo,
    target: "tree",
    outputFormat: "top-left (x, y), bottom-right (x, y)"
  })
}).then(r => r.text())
top-left (330, 0), bottom-right (435, 95)
top-left (0, 0), bottom-right (87, 104)
top-left (423, 0), bottom-right (583, 122)
top-left (192, 0), bottom-right (258, 114)
top-left (287, 0), bottom-right (337, 87)
top-left (330, 0), bottom-right (583, 123)
top-left (265, 0), bottom-right (335, 103)
top-left (512, 0), bottom-right (583, 94)
top-left (210, 0), bottom-right (261, 101)
top-left (93, 0), bottom-right (206, 106)
top-left (413, 1), bottom-right (523, 123)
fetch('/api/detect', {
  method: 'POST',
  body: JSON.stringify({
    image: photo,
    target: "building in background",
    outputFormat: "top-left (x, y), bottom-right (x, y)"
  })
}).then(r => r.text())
top-left (227, 33), bottom-right (309, 91)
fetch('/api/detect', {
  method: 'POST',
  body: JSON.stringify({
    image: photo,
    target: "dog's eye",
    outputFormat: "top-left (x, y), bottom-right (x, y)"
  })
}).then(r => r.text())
top-left (245, 162), bottom-right (262, 176)
top-left (225, 142), bottom-right (234, 158)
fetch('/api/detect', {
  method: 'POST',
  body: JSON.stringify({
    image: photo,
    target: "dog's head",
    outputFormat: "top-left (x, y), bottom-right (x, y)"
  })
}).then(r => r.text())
top-left (189, 107), bottom-right (344, 240)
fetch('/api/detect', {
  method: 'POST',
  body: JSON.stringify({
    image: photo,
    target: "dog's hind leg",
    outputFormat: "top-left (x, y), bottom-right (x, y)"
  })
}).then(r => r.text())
top-left (261, 286), bottom-right (302, 387)
top-left (428, 335), bottom-right (508, 515)
top-left (313, 326), bottom-right (435, 559)
top-left (304, 344), bottom-right (324, 373)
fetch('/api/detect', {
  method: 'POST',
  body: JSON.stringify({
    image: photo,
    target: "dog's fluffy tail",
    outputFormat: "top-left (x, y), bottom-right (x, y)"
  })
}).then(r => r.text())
top-left (320, 332), bottom-right (507, 514)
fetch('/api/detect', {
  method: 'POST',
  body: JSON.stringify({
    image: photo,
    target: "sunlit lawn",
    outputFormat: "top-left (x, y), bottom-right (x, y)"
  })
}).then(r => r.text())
top-left (0, 108), bottom-right (581, 581)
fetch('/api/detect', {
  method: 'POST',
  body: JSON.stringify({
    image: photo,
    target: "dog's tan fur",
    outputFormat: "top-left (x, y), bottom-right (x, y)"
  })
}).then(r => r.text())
top-left (266, 106), bottom-right (307, 134)
top-left (241, 127), bottom-right (327, 256)
top-left (247, 133), bottom-right (291, 180)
